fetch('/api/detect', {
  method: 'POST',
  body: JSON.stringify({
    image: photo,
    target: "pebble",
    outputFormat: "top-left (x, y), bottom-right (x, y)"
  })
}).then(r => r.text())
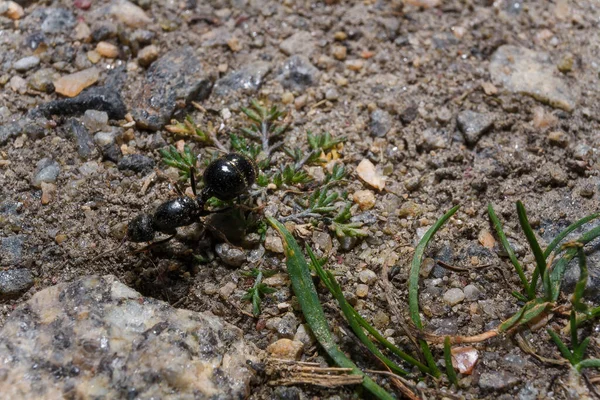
top-left (137, 44), bottom-right (160, 67)
top-left (40, 8), bottom-right (76, 34)
top-left (346, 59), bottom-right (364, 71)
top-left (276, 313), bottom-right (299, 339)
top-left (9, 76), bottom-right (27, 93)
top-left (79, 161), bottom-right (100, 176)
top-left (94, 130), bottom-right (115, 146)
top-left (265, 232), bottom-right (284, 253)
top-left (1, 1), bottom-right (24, 20)
top-left (40, 182), bottom-right (56, 205)
top-left (219, 282), bottom-right (236, 299)
top-left (0, 235), bottom-right (26, 266)
top-left (547, 131), bottom-right (569, 147)
top-left (490, 45), bottom-right (578, 112)
top-left (332, 45), bottom-right (347, 60)
top-left (0, 268), bottom-right (33, 299)
top-left (110, 0), bottom-right (152, 28)
top-left (443, 288), bottom-right (465, 305)
top-left (312, 231), bottom-right (332, 253)
top-left (266, 339), bottom-right (304, 360)
top-left (356, 284), bottom-right (369, 298)
top-left (353, 190), bottom-right (376, 210)
top-left (101, 143), bottom-right (123, 163)
top-left (457, 110), bottom-right (495, 145)
top-left (373, 311), bottom-right (390, 329)
top-left (478, 229), bottom-right (496, 249)
top-left (82, 110), bottom-right (109, 132)
top-left (478, 371), bottom-right (520, 391)
top-left (370, 109), bottom-right (393, 137)
top-left (294, 324), bottom-right (316, 347)
top-left (54, 67), bottom-right (100, 98)
top-left (96, 41), bottom-right (119, 58)
top-left (358, 269), bottom-right (377, 285)
top-left (356, 159), bottom-right (386, 190)
top-left (215, 243), bottom-right (246, 267)
top-left (13, 56), bottom-right (40, 72)
top-left (214, 61), bottom-right (272, 96)
top-left (0, 275), bottom-right (257, 398)
top-left (464, 284), bottom-right (481, 301)
top-left (279, 31), bottom-right (315, 56)
top-left (277, 55), bottom-right (320, 91)
top-left (451, 346), bottom-right (479, 374)
top-left (74, 21), bottom-right (92, 42)
top-left (325, 88), bottom-right (339, 101)
top-left (28, 68), bottom-right (58, 92)
top-left (68, 118), bottom-right (97, 159)
top-left (32, 158), bottom-right (60, 188)
top-left (117, 154), bottom-right (154, 174)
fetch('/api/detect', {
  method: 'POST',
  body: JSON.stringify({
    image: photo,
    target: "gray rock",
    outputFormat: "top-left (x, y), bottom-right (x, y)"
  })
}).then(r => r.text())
top-left (490, 45), bottom-right (578, 112)
top-left (215, 243), bottom-right (246, 267)
top-left (457, 110), bottom-right (495, 145)
top-left (0, 268), bottom-right (33, 299)
top-left (279, 31), bottom-right (315, 56)
top-left (0, 118), bottom-right (47, 145)
top-left (443, 288), bottom-right (465, 305)
top-left (277, 55), bottom-right (320, 91)
top-left (13, 56), bottom-right (40, 72)
top-left (117, 154), bottom-right (155, 174)
top-left (214, 61), bottom-right (272, 97)
top-left (32, 158), bottom-right (60, 188)
top-left (94, 130), bottom-right (116, 147)
top-left (131, 46), bottom-right (213, 131)
top-left (518, 383), bottom-right (539, 400)
top-left (464, 284), bottom-right (482, 301)
top-left (276, 313), bottom-right (299, 339)
top-left (82, 110), bottom-right (109, 133)
top-left (0, 235), bottom-right (26, 266)
top-left (40, 8), bottom-right (76, 34)
top-left (370, 109), bottom-right (392, 137)
top-left (101, 143), bottom-right (123, 163)
top-left (68, 119), bottom-right (97, 160)
top-left (28, 68), bottom-right (57, 92)
top-left (0, 275), bottom-right (258, 398)
top-left (479, 371), bottom-right (520, 391)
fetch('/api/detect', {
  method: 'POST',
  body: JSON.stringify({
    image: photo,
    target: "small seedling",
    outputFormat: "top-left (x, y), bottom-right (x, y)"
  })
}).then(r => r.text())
top-left (241, 268), bottom-right (277, 317)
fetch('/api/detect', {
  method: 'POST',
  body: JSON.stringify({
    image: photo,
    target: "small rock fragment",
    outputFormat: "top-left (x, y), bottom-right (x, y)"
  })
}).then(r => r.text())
top-left (370, 109), bottom-right (392, 137)
top-left (13, 56), bottom-right (40, 72)
top-left (356, 159), bottom-right (386, 190)
top-left (137, 44), bottom-right (160, 67)
top-left (40, 182), bottom-right (56, 205)
top-left (479, 371), bottom-right (520, 391)
top-left (40, 8), bottom-right (76, 34)
top-left (54, 67), bottom-right (100, 97)
top-left (265, 231), bottom-right (284, 253)
top-left (2, 1), bottom-right (24, 20)
top-left (82, 110), bottom-right (109, 132)
top-left (9, 76), bottom-right (27, 93)
top-left (358, 269), bottom-right (377, 285)
top-left (110, 0), bottom-right (152, 28)
top-left (443, 288), bottom-right (465, 305)
top-left (117, 154), bottom-right (155, 174)
top-left (0, 268), bottom-right (33, 299)
top-left (96, 41), bottom-right (119, 58)
top-left (32, 158), bottom-right (60, 188)
top-left (464, 284), bottom-right (481, 301)
top-left (0, 235), bottom-right (26, 266)
top-left (332, 45), bottom-right (347, 60)
top-left (457, 110), bottom-right (495, 145)
top-left (69, 119), bottom-right (97, 159)
top-left (451, 346), bottom-right (479, 374)
top-left (356, 284), bottom-right (369, 298)
top-left (267, 339), bottom-right (304, 360)
top-left (353, 190), bottom-right (376, 210)
top-left (277, 55), bottom-right (320, 91)
top-left (547, 131), bottom-right (569, 147)
top-left (28, 68), bottom-right (58, 92)
top-left (294, 324), bottom-right (316, 347)
top-left (478, 229), bottom-right (495, 249)
top-left (346, 59), bottom-right (364, 71)
top-left (215, 243), bottom-right (246, 267)
top-left (279, 31), bottom-right (315, 56)
top-left (214, 61), bottom-right (272, 96)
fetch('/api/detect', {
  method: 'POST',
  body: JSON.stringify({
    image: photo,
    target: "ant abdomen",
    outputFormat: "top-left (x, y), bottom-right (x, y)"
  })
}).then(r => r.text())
top-left (203, 153), bottom-right (258, 200)
top-left (153, 196), bottom-right (202, 234)
top-left (128, 214), bottom-right (155, 243)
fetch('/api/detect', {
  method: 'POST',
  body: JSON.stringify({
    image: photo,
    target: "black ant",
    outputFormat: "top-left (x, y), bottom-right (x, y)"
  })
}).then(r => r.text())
top-left (95, 153), bottom-right (258, 259)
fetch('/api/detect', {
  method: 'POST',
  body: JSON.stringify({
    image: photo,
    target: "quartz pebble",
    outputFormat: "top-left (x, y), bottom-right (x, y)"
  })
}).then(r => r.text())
top-left (96, 41), bottom-right (119, 58)
top-left (32, 158), bottom-right (60, 188)
top-left (1, 1), bottom-right (24, 20)
top-left (358, 269), bottom-right (377, 285)
top-left (82, 110), bottom-right (109, 132)
top-left (267, 339), bottom-right (304, 360)
top-left (356, 159), bottom-right (386, 190)
top-left (137, 44), bottom-right (160, 67)
top-left (110, 0), bottom-right (152, 28)
top-left (356, 284), bottom-right (369, 298)
top-left (443, 288), bottom-right (465, 305)
top-left (13, 56), bottom-right (40, 72)
top-left (215, 243), bottom-right (246, 267)
top-left (54, 67), bottom-right (100, 97)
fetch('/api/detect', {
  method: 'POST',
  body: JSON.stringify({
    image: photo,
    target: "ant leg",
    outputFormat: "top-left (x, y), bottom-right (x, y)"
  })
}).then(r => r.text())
top-left (174, 183), bottom-right (185, 197)
top-left (189, 166), bottom-right (198, 197)
top-left (132, 235), bottom-right (176, 254)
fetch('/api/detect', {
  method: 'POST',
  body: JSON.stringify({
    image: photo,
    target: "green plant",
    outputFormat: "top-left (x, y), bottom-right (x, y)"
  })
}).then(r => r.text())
top-left (241, 268), bottom-right (277, 317)
top-left (159, 144), bottom-right (195, 180)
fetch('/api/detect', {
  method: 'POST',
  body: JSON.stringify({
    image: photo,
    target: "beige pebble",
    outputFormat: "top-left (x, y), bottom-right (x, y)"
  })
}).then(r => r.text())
top-left (227, 37), bottom-right (242, 52)
top-left (137, 45), bottom-right (160, 67)
top-left (333, 31), bottom-right (347, 41)
top-left (353, 190), bottom-right (375, 210)
top-left (87, 50), bottom-right (101, 64)
top-left (451, 347), bottom-right (479, 375)
top-left (9, 75), bottom-right (26, 93)
top-left (41, 182), bottom-right (56, 205)
top-left (481, 81), bottom-right (497, 95)
top-left (356, 284), bottom-right (369, 298)
top-left (281, 92), bottom-right (294, 104)
top-left (55, 233), bottom-right (67, 244)
top-left (548, 131), bottom-right (569, 147)
top-left (265, 234), bottom-right (284, 253)
top-left (346, 59), bottom-right (364, 71)
top-left (478, 229), bottom-right (495, 249)
top-left (96, 42), bottom-right (119, 58)
top-left (332, 45), bottom-right (347, 60)
top-left (356, 159), bottom-right (385, 190)
top-left (74, 21), bottom-right (92, 42)
top-left (404, 0), bottom-right (440, 7)
top-left (266, 339), bottom-right (303, 360)
top-left (54, 68), bottom-right (99, 97)
top-left (3, 1), bottom-right (24, 20)
top-left (112, 0), bottom-right (152, 28)
top-left (294, 94), bottom-right (307, 110)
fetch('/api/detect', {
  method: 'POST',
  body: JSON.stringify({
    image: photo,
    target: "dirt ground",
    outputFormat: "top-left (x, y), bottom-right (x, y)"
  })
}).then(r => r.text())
top-left (1, 0), bottom-right (600, 399)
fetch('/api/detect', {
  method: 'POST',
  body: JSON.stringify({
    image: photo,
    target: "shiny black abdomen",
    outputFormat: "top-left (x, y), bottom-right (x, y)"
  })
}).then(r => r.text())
top-left (128, 213), bottom-right (155, 242)
top-left (152, 196), bottom-right (201, 234)
top-left (203, 153), bottom-right (257, 200)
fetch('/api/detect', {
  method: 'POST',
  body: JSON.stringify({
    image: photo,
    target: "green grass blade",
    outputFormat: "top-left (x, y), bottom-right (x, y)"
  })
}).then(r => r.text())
top-left (488, 204), bottom-right (531, 298)
top-left (511, 291), bottom-right (528, 302)
top-left (573, 247), bottom-right (588, 306)
top-left (420, 340), bottom-right (441, 378)
top-left (547, 329), bottom-right (574, 363)
top-left (267, 217), bottom-right (394, 400)
top-left (499, 304), bottom-right (527, 332)
top-left (499, 299), bottom-right (550, 332)
top-left (544, 212), bottom-right (600, 258)
top-left (577, 358), bottom-right (600, 371)
top-left (570, 311), bottom-right (578, 348)
top-left (573, 337), bottom-right (590, 365)
top-left (444, 337), bottom-right (458, 386)
top-left (409, 205), bottom-right (460, 329)
top-left (517, 201), bottom-right (547, 298)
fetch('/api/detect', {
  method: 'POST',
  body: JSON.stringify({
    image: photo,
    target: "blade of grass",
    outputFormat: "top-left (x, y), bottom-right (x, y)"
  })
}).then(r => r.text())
top-left (547, 329), bottom-right (573, 363)
top-left (499, 299), bottom-right (551, 332)
top-left (577, 358), bottom-right (600, 371)
top-left (444, 337), bottom-right (458, 386)
top-left (570, 312), bottom-right (578, 349)
top-left (517, 201), bottom-right (547, 299)
top-left (267, 217), bottom-right (394, 400)
top-left (544, 213), bottom-right (600, 258)
top-left (488, 204), bottom-right (531, 297)
top-left (573, 247), bottom-right (588, 307)
top-left (573, 337), bottom-right (590, 365)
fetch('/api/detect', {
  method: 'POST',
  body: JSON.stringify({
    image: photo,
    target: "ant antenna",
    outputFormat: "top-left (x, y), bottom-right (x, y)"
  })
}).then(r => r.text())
top-left (90, 235), bottom-right (128, 262)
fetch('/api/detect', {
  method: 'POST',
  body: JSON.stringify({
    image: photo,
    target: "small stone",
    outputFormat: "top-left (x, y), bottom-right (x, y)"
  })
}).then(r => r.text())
top-left (370, 109), bottom-right (392, 137)
top-left (96, 41), bottom-right (119, 58)
top-left (9, 76), bottom-right (27, 93)
top-left (580, 183), bottom-right (595, 198)
top-left (397, 201), bottom-right (422, 217)
top-left (532, 107), bottom-right (558, 129)
top-left (436, 107), bottom-right (453, 125)
top-left (332, 45), bottom-right (347, 60)
top-left (55, 234), bottom-right (67, 244)
top-left (0, 235), bottom-right (26, 266)
top-left (276, 313), bottom-right (299, 339)
top-left (74, 21), bottom-right (92, 42)
top-left (69, 119), bottom-right (97, 159)
top-left (464, 284), bottom-right (481, 301)
top-left (137, 45), bottom-right (160, 67)
top-left (478, 229), bottom-right (495, 249)
top-left (214, 61), bottom-right (272, 96)
top-left (79, 161), bottom-right (100, 176)
top-left (40, 8), bottom-right (76, 34)
top-left (215, 243), bottom-right (246, 267)
top-left (101, 143), bottom-right (122, 163)
top-left (451, 347), bottom-right (479, 375)
top-left (353, 190), bottom-right (376, 210)
top-left (117, 154), bottom-right (155, 174)
top-left (547, 131), bottom-right (569, 147)
top-left (32, 158), bottom-right (60, 188)
top-left (267, 339), bottom-right (303, 360)
top-left (557, 53), bottom-right (574, 73)
top-left (28, 68), bottom-right (58, 92)
top-left (404, 0), bottom-right (440, 7)
top-left (0, 269), bottom-right (33, 299)
top-left (13, 56), bottom-right (40, 72)
top-left (263, 273), bottom-right (289, 287)
top-left (334, 31), bottom-right (347, 41)
top-left (312, 231), bottom-right (332, 253)
top-left (40, 182), bottom-right (56, 205)
top-left (265, 232), bottom-right (284, 253)
top-left (404, 176), bottom-right (421, 192)
top-left (110, 0), bottom-right (152, 28)
top-left (356, 159), bottom-right (386, 190)
top-left (373, 311), bottom-right (390, 329)
top-left (443, 288), bottom-right (465, 305)
top-left (325, 88), bottom-right (339, 101)
top-left (346, 59), bottom-right (364, 71)
top-left (2, 1), bottom-right (24, 20)
top-left (294, 94), bottom-right (307, 110)
top-left (74, 0), bottom-right (92, 10)
top-left (277, 55), bottom-right (320, 91)
top-left (481, 81), bottom-right (498, 95)
top-left (279, 31), bottom-right (315, 56)
top-left (356, 284), bottom-right (369, 298)
top-left (219, 282), bottom-right (236, 299)
top-left (358, 269), bottom-right (377, 285)
top-left (479, 371), bottom-right (520, 391)
top-left (82, 110), bottom-right (109, 133)
top-left (54, 67), bottom-right (100, 98)
top-left (294, 324), bottom-right (316, 347)
top-left (94, 130), bottom-right (115, 146)
top-left (281, 92), bottom-right (294, 104)
top-left (227, 37), bottom-right (242, 52)
top-left (457, 110), bottom-right (495, 145)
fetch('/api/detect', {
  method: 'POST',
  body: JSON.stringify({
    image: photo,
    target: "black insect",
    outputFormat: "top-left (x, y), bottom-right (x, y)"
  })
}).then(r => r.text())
top-left (127, 153), bottom-right (258, 243)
